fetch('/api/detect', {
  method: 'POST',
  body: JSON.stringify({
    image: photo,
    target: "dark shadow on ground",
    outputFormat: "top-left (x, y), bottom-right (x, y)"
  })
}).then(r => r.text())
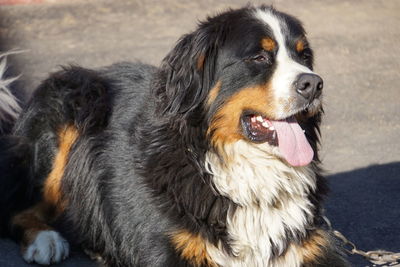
top-left (325, 162), bottom-right (400, 266)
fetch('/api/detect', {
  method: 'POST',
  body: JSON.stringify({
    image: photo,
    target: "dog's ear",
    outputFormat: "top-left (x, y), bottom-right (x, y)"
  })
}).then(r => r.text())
top-left (154, 28), bottom-right (220, 119)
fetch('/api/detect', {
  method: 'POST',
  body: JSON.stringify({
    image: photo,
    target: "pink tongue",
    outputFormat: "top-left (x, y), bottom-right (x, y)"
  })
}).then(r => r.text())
top-left (270, 117), bottom-right (314, 167)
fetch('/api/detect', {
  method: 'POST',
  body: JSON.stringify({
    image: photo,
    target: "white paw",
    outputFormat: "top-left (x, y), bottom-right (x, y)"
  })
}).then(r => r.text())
top-left (22, 230), bottom-right (70, 265)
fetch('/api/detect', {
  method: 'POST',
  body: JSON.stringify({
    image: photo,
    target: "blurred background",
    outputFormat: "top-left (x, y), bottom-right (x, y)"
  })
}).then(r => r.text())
top-left (0, 0), bottom-right (399, 266)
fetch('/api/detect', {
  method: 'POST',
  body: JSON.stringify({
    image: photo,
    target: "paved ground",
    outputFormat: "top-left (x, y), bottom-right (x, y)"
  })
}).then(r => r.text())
top-left (0, 0), bottom-right (399, 266)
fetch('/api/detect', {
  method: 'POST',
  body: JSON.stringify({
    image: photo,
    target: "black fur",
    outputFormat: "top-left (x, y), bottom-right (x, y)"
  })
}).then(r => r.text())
top-left (0, 136), bottom-right (34, 236)
top-left (0, 53), bottom-right (32, 237)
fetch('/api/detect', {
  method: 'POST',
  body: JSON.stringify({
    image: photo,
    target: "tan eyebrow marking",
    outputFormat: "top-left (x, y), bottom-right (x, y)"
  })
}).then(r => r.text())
top-left (296, 39), bottom-right (305, 52)
top-left (261, 38), bottom-right (276, 51)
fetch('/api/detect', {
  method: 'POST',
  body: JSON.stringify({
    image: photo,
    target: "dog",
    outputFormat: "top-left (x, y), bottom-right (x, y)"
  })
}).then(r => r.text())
top-left (0, 5), bottom-right (349, 267)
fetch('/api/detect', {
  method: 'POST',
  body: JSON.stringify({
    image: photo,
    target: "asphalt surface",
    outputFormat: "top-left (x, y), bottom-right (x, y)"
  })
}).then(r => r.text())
top-left (0, 0), bottom-right (399, 266)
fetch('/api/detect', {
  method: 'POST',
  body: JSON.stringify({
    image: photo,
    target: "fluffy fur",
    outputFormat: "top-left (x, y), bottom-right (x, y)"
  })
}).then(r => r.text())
top-left (0, 6), bottom-right (349, 267)
top-left (0, 52), bottom-right (21, 133)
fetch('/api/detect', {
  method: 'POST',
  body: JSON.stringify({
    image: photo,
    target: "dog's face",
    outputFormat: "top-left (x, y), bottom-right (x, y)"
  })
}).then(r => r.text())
top-left (158, 6), bottom-right (323, 167)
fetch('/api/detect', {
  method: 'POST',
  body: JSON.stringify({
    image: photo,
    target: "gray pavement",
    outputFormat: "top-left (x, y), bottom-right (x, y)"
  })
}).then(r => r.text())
top-left (0, 0), bottom-right (399, 266)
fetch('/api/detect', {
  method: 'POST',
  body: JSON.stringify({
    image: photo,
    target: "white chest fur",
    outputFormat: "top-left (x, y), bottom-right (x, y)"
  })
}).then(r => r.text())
top-left (205, 140), bottom-right (317, 267)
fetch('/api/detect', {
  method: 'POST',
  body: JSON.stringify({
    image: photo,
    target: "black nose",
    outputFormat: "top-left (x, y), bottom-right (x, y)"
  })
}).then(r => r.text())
top-left (295, 73), bottom-right (323, 101)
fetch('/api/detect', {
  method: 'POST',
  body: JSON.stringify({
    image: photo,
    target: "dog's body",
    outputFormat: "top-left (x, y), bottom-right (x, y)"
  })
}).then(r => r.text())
top-left (0, 6), bottom-right (349, 267)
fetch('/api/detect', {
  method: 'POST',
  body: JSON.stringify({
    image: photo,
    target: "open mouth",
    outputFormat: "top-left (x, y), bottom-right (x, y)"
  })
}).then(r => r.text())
top-left (241, 113), bottom-right (278, 145)
top-left (241, 112), bottom-right (314, 167)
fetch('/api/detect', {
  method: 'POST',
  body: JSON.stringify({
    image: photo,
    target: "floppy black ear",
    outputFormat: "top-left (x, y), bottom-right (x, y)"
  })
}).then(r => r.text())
top-left (154, 28), bottom-right (219, 119)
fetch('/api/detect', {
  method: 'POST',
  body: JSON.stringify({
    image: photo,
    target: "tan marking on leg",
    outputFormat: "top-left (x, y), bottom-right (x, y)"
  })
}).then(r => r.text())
top-left (261, 38), bottom-right (276, 51)
top-left (12, 202), bottom-right (70, 264)
top-left (207, 83), bottom-right (275, 154)
top-left (11, 203), bottom-right (54, 248)
top-left (43, 125), bottom-right (78, 211)
top-left (207, 81), bottom-right (221, 106)
top-left (170, 230), bottom-right (217, 267)
top-left (297, 229), bottom-right (329, 264)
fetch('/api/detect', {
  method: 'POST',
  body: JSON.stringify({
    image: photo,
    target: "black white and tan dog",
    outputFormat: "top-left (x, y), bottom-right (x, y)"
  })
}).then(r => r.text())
top-left (0, 5), bottom-right (349, 267)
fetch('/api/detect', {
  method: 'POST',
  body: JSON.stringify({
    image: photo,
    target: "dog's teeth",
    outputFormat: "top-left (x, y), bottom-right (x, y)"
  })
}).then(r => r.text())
top-left (272, 131), bottom-right (277, 139)
top-left (251, 116), bottom-right (256, 123)
top-left (256, 116), bottom-right (263, 122)
top-left (269, 126), bottom-right (275, 131)
top-left (262, 122), bottom-right (269, 128)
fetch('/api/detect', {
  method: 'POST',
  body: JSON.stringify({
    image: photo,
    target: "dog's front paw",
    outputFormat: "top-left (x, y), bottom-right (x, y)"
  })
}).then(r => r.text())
top-left (22, 230), bottom-right (70, 265)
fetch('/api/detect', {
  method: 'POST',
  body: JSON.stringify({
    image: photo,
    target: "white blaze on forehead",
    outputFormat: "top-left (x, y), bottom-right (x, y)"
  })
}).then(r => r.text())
top-left (255, 9), bottom-right (316, 119)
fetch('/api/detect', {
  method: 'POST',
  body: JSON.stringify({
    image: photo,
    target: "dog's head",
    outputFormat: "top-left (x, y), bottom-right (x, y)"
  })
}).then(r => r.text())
top-left (156, 6), bottom-right (323, 167)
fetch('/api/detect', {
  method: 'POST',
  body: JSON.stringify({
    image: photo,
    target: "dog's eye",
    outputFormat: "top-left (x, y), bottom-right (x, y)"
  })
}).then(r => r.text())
top-left (251, 54), bottom-right (271, 64)
top-left (253, 55), bottom-right (266, 62)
